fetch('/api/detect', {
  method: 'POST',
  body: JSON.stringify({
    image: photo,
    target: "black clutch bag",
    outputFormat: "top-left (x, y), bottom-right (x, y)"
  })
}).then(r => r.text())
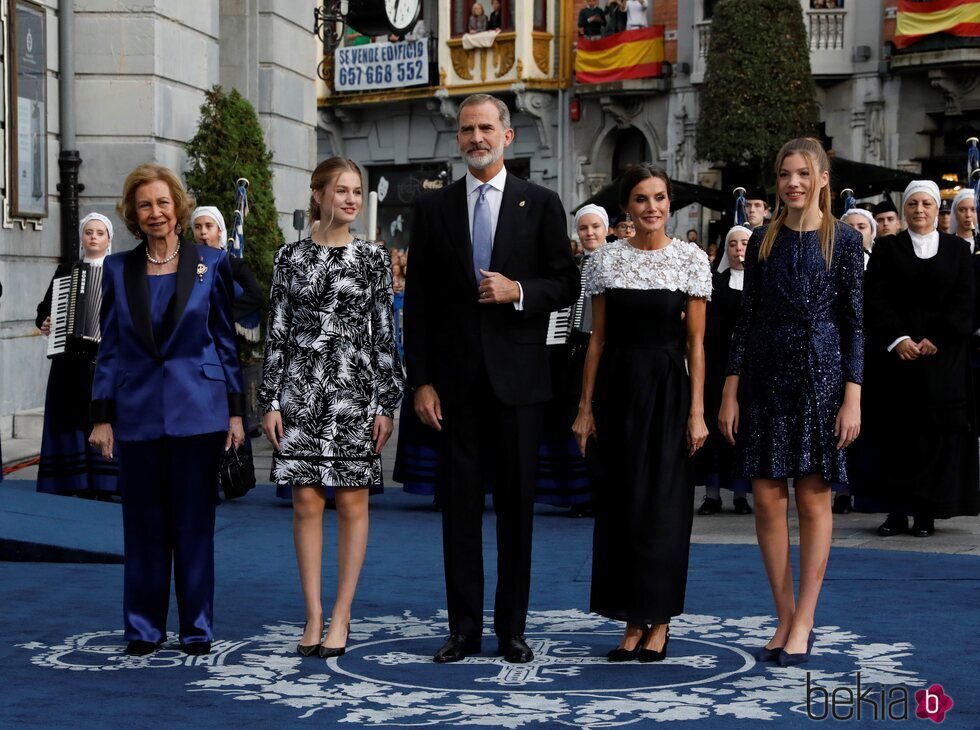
top-left (219, 446), bottom-right (256, 500)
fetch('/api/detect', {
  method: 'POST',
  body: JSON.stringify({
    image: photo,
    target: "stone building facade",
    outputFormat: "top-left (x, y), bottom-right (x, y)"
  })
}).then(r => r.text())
top-left (0, 0), bottom-right (317, 438)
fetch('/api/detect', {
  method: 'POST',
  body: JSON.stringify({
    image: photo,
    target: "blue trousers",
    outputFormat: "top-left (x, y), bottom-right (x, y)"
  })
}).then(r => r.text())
top-left (117, 433), bottom-right (225, 645)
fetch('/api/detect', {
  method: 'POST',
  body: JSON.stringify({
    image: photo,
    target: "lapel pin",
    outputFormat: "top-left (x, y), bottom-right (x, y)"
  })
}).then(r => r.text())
top-left (197, 257), bottom-right (208, 283)
top-left (519, 200), bottom-right (526, 207)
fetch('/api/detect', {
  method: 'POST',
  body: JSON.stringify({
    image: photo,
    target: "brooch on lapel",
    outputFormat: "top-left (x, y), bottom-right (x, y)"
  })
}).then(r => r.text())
top-left (197, 257), bottom-right (208, 283)
top-left (519, 200), bottom-right (526, 208)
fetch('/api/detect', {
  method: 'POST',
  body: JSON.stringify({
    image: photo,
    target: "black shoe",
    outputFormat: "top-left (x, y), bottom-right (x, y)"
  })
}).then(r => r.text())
top-left (910, 516), bottom-right (935, 537)
top-left (125, 640), bottom-right (160, 656)
top-left (877, 513), bottom-right (909, 537)
top-left (319, 622), bottom-right (350, 658)
top-left (637, 627), bottom-right (670, 663)
top-left (433, 634), bottom-right (481, 663)
top-left (755, 645), bottom-right (783, 662)
top-left (832, 494), bottom-right (852, 514)
top-left (181, 642), bottom-right (212, 656)
top-left (297, 619), bottom-right (324, 657)
top-left (778, 630), bottom-right (815, 667)
top-left (733, 497), bottom-right (753, 515)
top-left (697, 497), bottom-right (722, 515)
top-left (498, 635), bottom-right (533, 664)
top-left (607, 626), bottom-right (649, 662)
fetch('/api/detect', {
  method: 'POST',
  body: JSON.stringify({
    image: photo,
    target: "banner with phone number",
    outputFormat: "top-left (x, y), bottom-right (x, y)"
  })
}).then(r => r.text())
top-left (334, 39), bottom-right (429, 92)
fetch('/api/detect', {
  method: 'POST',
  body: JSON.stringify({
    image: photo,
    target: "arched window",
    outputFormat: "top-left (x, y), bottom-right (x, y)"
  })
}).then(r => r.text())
top-left (612, 127), bottom-right (652, 178)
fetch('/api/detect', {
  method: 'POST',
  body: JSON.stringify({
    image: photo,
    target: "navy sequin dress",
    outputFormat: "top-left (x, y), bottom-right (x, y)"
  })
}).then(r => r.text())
top-left (727, 224), bottom-right (864, 484)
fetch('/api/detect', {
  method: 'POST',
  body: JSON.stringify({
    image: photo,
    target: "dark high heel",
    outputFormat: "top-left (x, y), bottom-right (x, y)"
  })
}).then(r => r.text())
top-left (756, 626), bottom-right (787, 662)
top-left (319, 622), bottom-right (350, 658)
top-left (778, 630), bottom-right (815, 667)
top-left (297, 619), bottom-right (324, 657)
top-left (755, 645), bottom-right (783, 662)
top-left (637, 627), bottom-right (670, 663)
top-left (607, 626), bottom-right (649, 662)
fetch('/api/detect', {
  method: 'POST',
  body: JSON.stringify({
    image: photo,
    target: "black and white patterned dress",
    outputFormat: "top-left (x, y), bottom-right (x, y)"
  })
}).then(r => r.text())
top-left (258, 237), bottom-right (404, 491)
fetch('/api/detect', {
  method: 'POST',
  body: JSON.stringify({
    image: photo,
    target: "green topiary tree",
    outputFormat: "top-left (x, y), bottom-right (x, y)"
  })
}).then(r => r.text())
top-left (695, 0), bottom-right (819, 181)
top-left (185, 86), bottom-right (283, 311)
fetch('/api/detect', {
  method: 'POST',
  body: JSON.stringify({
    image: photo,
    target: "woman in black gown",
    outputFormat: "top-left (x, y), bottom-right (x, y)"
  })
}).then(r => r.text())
top-left (573, 164), bottom-right (711, 662)
top-left (696, 225), bottom-right (752, 516)
top-left (719, 138), bottom-right (864, 667)
top-left (866, 180), bottom-right (979, 537)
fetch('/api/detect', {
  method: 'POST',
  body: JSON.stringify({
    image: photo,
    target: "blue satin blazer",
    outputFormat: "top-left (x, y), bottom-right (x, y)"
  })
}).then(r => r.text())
top-left (91, 243), bottom-right (245, 440)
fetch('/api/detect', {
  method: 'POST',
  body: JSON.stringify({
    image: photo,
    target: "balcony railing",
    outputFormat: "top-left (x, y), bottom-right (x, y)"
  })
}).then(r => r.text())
top-left (691, 20), bottom-right (711, 83)
top-left (692, 7), bottom-right (850, 84)
top-left (808, 9), bottom-right (846, 51)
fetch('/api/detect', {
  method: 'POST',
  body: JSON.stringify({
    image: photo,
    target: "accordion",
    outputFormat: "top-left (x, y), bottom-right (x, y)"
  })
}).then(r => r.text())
top-left (545, 260), bottom-right (590, 345)
top-left (47, 263), bottom-right (104, 358)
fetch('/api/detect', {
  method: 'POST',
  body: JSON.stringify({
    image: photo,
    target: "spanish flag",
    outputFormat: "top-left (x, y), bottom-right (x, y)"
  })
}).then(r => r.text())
top-left (575, 26), bottom-right (664, 84)
top-left (895, 0), bottom-right (980, 49)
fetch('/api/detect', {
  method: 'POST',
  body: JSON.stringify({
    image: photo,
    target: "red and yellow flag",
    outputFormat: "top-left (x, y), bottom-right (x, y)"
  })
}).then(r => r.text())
top-left (575, 26), bottom-right (664, 84)
top-left (895, 0), bottom-right (980, 49)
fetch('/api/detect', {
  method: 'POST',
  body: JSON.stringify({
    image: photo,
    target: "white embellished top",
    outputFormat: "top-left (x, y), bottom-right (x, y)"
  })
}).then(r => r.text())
top-left (582, 238), bottom-right (713, 299)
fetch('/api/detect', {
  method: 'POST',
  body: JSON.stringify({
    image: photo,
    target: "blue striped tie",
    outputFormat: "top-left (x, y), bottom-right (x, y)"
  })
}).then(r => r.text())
top-left (472, 183), bottom-right (492, 281)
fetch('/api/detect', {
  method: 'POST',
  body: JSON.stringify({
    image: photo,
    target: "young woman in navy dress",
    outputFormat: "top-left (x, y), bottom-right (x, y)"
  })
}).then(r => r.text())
top-left (719, 138), bottom-right (864, 666)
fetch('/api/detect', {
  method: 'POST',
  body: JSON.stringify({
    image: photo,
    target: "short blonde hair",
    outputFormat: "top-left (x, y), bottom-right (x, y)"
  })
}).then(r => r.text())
top-left (117, 163), bottom-right (196, 237)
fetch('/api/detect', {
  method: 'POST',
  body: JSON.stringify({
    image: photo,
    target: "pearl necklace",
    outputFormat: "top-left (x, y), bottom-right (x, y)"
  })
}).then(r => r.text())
top-left (145, 241), bottom-right (181, 265)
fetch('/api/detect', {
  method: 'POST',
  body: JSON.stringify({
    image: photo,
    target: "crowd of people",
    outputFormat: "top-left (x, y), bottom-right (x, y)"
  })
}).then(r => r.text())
top-left (578, 0), bottom-right (650, 40)
top-left (22, 91), bottom-right (977, 672)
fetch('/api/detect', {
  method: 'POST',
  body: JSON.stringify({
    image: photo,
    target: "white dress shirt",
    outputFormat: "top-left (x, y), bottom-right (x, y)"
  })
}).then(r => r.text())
top-left (887, 230), bottom-right (940, 352)
top-left (465, 166), bottom-right (524, 309)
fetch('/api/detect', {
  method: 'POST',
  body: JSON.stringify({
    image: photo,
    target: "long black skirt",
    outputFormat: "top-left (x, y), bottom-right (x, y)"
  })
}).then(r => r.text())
top-left (591, 339), bottom-right (694, 625)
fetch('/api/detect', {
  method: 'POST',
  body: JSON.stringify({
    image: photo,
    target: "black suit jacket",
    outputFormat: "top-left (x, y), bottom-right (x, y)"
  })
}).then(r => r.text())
top-left (404, 173), bottom-right (580, 406)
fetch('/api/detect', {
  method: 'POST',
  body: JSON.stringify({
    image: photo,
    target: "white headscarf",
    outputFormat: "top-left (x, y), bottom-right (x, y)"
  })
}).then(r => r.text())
top-left (716, 225), bottom-right (752, 273)
top-left (191, 206), bottom-right (229, 249)
top-left (842, 207), bottom-right (877, 241)
top-left (950, 188), bottom-right (976, 237)
top-left (573, 204), bottom-right (610, 234)
top-left (901, 180), bottom-right (941, 230)
top-left (78, 213), bottom-right (113, 265)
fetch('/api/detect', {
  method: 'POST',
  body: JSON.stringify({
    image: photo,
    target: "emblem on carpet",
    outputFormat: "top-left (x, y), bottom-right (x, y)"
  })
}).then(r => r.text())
top-left (17, 609), bottom-right (922, 724)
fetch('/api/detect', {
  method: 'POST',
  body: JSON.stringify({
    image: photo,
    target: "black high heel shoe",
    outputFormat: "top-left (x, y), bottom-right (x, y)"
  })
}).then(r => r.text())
top-left (319, 622), bottom-right (350, 658)
top-left (778, 630), bottom-right (815, 667)
top-left (297, 619), bottom-right (324, 657)
top-left (755, 644), bottom-right (783, 662)
top-left (607, 626), bottom-right (649, 662)
top-left (637, 627), bottom-right (670, 663)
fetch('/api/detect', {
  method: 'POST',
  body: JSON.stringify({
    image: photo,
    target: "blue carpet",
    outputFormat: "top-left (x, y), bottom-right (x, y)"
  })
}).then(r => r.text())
top-left (1, 486), bottom-right (978, 728)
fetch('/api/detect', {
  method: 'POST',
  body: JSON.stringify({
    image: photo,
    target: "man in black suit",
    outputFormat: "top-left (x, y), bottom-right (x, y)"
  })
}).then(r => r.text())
top-left (403, 93), bottom-right (580, 664)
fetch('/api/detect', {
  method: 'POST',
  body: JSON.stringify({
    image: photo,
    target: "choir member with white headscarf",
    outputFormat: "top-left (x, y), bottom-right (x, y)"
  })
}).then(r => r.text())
top-left (864, 180), bottom-right (980, 537)
top-left (534, 204), bottom-right (610, 513)
top-left (191, 206), bottom-right (265, 328)
top-left (34, 213), bottom-right (119, 497)
top-left (842, 208), bottom-right (876, 269)
top-left (949, 188), bottom-right (977, 251)
top-left (697, 226), bottom-right (752, 516)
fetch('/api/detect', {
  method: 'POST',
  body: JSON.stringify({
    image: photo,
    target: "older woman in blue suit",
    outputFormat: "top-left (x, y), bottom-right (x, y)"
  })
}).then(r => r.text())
top-left (89, 163), bottom-right (245, 657)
